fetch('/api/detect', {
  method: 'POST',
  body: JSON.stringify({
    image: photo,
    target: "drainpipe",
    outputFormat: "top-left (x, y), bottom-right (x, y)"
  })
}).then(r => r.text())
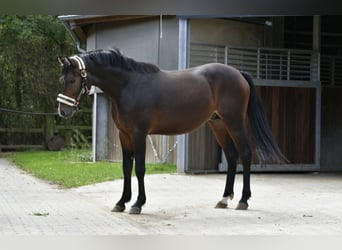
top-left (58, 15), bottom-right (86, 54)
top-left (76, 42), bottom-right (86, 54)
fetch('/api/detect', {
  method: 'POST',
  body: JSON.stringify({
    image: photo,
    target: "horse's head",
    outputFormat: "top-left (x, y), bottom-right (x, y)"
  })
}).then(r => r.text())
top-left (57, 56), bottom-right (90, 119)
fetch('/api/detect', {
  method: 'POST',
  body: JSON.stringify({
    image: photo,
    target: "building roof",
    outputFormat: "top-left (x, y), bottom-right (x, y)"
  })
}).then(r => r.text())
top-left (58, 15), bottom-right (156, 43)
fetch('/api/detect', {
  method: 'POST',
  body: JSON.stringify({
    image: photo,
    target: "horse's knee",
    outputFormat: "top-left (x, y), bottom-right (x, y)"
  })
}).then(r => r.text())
top-left (225, 140), bottom-right (238, 161)
top-left (135, 166), bottom-right (145, 179)
top-left (226, 149), bottom-right (238, 162)
top-left (239, 146), bottom-right (252, 163)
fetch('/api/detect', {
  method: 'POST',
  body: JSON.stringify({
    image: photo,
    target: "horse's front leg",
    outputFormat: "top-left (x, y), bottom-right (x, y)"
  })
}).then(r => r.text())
top-left (112, 132), bottom-right (134, 212)
top-left (129, 132), bottom-right (147, 215)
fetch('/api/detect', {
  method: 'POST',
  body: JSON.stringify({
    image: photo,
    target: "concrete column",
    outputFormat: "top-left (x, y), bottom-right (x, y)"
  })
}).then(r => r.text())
top-left (177, 18), bottom-right (190, 173)
top-left (90, 87), bottom-right (109, 162)
top-left (313, 15), bottom-right (321, 169)
top-left (95, 93), bottom-right (109, 160)
top-left (313, 15), bottom-right (321, 52)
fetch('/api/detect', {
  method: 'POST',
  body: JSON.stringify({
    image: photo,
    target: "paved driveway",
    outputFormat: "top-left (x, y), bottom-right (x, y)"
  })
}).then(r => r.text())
top-left (1, 158), bottom-right (342, 235)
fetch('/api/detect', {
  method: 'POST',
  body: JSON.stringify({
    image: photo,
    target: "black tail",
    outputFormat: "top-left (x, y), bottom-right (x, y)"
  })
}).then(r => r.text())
top-left (240, 71), bottom-right (287, 164)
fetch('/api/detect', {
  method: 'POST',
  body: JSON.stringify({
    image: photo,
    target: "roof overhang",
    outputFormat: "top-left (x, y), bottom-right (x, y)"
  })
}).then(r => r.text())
top-left (58, 15), bottom-right (156, 44)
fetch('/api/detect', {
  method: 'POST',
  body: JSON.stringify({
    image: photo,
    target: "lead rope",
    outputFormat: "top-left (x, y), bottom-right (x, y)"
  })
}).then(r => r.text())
top-left (147, 135), bottom-right (178, 164)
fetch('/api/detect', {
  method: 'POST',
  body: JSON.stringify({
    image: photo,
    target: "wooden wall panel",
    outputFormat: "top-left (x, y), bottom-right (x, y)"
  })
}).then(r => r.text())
top-left (321, 88), bottom-right (342, 170)
top-left (187, 124), bottom-right (221, 172)
top-left (256, 86), bottom-right (316, 164)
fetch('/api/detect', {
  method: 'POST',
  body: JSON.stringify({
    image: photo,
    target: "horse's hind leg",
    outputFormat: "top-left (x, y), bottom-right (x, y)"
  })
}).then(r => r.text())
top-left (228, 123), bottom-right (252, 210)
top-left (208, 118), bottom-right (239, 209)
top-left (233, 129), bottom-right (252, 210)
top-left (218, 112), bottom-right (252, 210)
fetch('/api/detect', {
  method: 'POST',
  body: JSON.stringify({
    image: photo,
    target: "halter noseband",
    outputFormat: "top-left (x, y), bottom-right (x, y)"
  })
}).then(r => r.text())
top-left (57, 55), bottom-right (90, 110)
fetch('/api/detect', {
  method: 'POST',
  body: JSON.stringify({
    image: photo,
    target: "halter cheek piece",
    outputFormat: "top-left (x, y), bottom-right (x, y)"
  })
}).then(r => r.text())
top-left (57, 55), bottom-right (90, 110)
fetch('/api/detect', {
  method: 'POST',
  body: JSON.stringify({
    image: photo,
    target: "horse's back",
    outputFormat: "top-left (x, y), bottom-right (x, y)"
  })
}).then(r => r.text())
top-left (193, 63), bottom-right (247, 84)
top-left (191, 63), bottom-right (250, 107)
top-left (159, 63), bottom-right (250, 113)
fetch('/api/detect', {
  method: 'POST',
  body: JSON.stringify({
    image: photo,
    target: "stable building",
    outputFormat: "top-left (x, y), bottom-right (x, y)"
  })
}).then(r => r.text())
top-left (59, 15), bottom-right (342, 172)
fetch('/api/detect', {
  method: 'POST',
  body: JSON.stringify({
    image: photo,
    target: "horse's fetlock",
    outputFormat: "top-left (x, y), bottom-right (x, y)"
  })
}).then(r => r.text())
top-left (242, 190), bottom-right (252, 200)
top-left (229, 193), bottom-right (234, 200)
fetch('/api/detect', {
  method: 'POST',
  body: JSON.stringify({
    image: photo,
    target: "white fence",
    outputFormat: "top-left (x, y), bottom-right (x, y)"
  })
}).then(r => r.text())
top-left (320, 55), bottom-right (342, 86)
top-left (190, 43), bottom-right (320, 82)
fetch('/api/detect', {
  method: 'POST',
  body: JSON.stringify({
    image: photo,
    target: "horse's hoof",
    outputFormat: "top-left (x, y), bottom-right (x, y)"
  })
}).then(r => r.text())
top-left (112, 204), bottom-right (125, 212)
top-left (236, 202), bottom-right (248, 210)
top-left (129, 206), bottom-right (142, 215)
top-left (215, 201), bottom-right (228, 209)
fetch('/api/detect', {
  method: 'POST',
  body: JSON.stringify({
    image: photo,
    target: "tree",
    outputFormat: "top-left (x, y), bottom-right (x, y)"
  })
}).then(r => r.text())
top-left (0, 15), bottom-right (77, 112)
top-left (0, 15), bottom-right (91, 148)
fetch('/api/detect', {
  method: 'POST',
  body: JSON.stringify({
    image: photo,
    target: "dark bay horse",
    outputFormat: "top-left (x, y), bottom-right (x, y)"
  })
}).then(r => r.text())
top-left (57, 49), bottom-right (285, 214)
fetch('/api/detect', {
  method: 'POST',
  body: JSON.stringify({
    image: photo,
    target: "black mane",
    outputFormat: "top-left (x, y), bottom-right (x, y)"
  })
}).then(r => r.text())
top-left (80, 49), bottom-right (160, 74)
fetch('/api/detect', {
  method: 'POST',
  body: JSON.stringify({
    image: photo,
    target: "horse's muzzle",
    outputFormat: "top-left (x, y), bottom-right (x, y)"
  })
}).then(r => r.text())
top-left (58, 103), bottom-right (76, 119)
top-left (57, 93), bottom-right (78, 118)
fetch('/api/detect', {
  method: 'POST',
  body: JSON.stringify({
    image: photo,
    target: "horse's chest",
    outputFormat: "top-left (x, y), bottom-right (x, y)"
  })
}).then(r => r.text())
top-left (111, 103), bottom-right (150, 133)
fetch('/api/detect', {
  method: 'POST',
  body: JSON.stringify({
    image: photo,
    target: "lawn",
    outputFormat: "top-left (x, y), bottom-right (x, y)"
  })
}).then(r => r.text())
top-left (7, 150), bottom-right (176, 188)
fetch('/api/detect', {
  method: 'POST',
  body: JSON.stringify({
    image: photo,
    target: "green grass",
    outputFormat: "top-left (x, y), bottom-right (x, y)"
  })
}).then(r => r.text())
top-left (6, 150), bottom-right (176, 188)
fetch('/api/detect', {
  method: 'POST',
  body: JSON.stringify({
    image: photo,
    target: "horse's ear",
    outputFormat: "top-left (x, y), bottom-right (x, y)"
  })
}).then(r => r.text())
top-left (58, 57), bottom-right (64, 66)
top-left (58, 57), bottom-right (72, 67)
top-left (66, 57), bottom-right (79, 68)
top-left (66, 57), bottom-right (74, 66)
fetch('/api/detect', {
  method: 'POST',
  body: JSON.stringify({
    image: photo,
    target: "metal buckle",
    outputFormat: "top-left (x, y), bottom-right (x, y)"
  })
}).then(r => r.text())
top-left (80, 69), bottom-right (87, 78)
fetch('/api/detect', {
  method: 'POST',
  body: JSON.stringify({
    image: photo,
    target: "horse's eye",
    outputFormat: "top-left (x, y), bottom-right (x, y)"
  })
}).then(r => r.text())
top-left (59, 77), bottom-right (64, 85)
top-left (70, 79), bottom-right (76, 84)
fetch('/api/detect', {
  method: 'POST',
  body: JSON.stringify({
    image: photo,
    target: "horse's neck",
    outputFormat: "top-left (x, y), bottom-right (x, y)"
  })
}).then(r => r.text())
top-left (91, 66), bottom-right (128, 99)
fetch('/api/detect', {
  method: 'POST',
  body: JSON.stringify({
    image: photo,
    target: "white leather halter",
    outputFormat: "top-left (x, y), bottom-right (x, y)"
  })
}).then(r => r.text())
top-left (57, 55), bottom-right (90, 109)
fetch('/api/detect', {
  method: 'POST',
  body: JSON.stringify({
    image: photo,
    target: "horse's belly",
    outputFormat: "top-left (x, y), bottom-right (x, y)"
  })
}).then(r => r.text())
top-left (149, 112), bottom-right (212, 135)
top-left (148, 77), bottom-right (215, 135)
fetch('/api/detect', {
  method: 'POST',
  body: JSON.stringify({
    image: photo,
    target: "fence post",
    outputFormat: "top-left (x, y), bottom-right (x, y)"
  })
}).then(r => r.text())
top-left (331, 57), bottom-right (335, 86)
top-left (64, 119), bottom-right (72, 146)
top-left (257, 48), bottom-right (260, 79)
top-left (224, 46), bottom-right (228, 65)
top-left (44, 115), bottom-right (55, 144)
top-left (287, 51), bottom-right (291, 80)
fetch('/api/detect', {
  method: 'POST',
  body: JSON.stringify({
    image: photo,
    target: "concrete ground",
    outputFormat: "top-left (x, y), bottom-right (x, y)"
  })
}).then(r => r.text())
top-left (1, 158), bottom-right (342, 235)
